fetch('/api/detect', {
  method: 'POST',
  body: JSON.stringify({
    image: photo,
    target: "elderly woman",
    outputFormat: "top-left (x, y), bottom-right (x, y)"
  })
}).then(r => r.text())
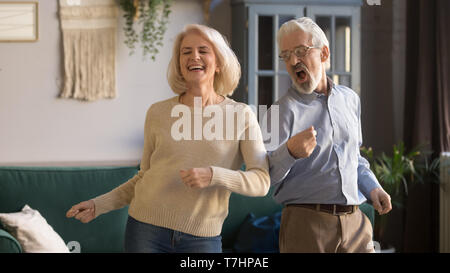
top-left (66, 24), bottom-right (270, 253)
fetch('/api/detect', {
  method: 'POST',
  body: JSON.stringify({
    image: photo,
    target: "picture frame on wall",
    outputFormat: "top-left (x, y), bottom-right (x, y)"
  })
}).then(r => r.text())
top-left (0, 1), bottom-right (38, 42)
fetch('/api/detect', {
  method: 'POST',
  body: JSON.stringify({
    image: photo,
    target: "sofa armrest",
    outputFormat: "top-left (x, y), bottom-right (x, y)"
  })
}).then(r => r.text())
top-left (0, 228), bottom-right (22, 253)
top-left (359, 202), bottom-right (375, 229)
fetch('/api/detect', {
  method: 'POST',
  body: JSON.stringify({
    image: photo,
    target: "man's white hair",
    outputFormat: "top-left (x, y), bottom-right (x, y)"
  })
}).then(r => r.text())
top-left (277, 17), bottom-right (330, 57)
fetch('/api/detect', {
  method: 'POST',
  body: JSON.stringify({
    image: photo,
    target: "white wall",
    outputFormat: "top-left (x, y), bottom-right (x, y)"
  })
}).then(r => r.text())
top-left (0, 0), bottom-right (204, 165)
top-left (0, 0), bottom-right (404, 165)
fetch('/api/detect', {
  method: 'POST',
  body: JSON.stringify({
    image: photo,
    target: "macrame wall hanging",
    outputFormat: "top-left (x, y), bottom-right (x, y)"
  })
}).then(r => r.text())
top-left (58, 0), bottom-right (118, 101)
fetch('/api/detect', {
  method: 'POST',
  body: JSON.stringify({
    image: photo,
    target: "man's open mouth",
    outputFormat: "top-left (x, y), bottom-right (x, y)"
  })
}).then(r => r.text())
top-left (295, 66), bottom-right (308, 84)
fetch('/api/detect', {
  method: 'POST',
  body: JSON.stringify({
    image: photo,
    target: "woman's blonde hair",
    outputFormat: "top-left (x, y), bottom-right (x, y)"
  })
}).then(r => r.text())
top-left (167, 24), bottom-right (241, 96)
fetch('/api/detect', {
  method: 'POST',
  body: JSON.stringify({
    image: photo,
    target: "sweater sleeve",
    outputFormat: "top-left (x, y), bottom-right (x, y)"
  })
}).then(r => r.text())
top-left (209, 106), bottom-right (270, 197)
top-left (92, 107), bottom-right (155, 217)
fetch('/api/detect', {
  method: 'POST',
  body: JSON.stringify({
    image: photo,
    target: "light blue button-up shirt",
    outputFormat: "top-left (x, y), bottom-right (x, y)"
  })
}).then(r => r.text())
top-left (262, 79), bottom-right (381, 205)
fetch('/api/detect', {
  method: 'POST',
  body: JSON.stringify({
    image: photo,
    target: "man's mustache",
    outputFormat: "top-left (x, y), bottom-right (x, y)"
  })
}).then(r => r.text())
top-left (293, 62), bottom-right (310, 74)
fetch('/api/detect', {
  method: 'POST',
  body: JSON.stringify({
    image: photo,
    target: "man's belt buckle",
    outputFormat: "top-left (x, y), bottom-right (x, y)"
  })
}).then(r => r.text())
top-left (332, 204), bottom-right (355, 216)
top-left (332, 204), bottom-right (338, 215)
top-left (314, 204), bottom-right (356, 215)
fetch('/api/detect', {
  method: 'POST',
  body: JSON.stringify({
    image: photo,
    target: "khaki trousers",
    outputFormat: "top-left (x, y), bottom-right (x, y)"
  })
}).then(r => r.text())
top-left (279, 205), bottom-right (375, 253)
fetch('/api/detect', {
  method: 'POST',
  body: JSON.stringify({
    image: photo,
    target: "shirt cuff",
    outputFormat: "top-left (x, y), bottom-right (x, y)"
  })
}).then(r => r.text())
top-left (358, 173), bottom-right (382, 200)
top-left (270, 141), bottom-right (298, 171)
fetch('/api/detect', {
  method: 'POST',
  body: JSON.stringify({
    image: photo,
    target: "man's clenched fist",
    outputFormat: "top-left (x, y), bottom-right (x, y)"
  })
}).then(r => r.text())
top-left (370, 187), bottom-right (392, 215)
top-left (286, 126), bottom-right (317, 159)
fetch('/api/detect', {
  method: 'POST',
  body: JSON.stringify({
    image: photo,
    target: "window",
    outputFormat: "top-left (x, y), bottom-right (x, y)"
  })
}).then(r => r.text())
top-left (231, 0), bottom-right (362, 110)
top-left (307, 6), bottom-right (361, 94)
top-left (248, 5), bottom-right (303, 109)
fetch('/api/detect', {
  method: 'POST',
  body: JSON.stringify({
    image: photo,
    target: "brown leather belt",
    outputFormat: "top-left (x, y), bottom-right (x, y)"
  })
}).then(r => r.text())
top-left (287, 204), bottom-right (358, 215)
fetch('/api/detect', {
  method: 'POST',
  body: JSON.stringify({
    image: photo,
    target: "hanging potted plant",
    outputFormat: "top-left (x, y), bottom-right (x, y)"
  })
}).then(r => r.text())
top-left (118, 0), bottom-right (172, 60)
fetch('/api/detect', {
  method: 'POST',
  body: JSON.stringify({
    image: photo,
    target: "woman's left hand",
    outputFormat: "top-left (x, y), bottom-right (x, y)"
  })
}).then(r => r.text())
top-left (180, 167), bottom-right (212, 189)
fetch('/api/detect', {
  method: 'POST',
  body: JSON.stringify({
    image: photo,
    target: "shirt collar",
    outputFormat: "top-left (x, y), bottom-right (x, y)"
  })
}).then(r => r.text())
top-left (289, 76), bottom-right (335, 102)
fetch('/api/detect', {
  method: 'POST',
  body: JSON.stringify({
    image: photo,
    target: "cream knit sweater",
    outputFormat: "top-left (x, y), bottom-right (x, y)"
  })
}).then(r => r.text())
top-left (92, 96), bottom-right (270, 237)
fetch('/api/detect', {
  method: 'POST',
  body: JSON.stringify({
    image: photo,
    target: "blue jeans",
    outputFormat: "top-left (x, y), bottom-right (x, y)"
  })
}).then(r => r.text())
top-left (124, 216), bottom-right (222, 253)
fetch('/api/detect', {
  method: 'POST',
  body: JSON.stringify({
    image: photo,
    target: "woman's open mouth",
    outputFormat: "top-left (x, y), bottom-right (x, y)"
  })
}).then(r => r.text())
top-left (188, 65), bottom-right (205, 72)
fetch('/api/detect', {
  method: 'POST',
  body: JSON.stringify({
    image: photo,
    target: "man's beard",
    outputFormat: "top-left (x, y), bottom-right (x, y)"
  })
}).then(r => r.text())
top-left (291, 63), bottom-right (320, 95)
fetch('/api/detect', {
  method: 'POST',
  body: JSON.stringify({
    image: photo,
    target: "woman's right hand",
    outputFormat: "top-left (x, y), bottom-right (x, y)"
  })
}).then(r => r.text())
top-left (66, 200), bottom-right (96, 223)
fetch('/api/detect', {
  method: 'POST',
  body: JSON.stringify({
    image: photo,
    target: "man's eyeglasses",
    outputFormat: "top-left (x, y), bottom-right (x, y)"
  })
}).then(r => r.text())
top-left (279, 45), bottom-right (321, 62)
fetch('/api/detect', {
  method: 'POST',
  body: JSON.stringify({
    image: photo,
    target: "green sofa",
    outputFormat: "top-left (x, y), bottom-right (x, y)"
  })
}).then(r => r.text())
top-left (0, 165), bottom-right (374, 253)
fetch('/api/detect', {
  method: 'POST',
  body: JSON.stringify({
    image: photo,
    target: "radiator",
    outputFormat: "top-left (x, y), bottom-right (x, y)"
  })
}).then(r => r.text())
top-left (440, 152), bottom-right (450, 253)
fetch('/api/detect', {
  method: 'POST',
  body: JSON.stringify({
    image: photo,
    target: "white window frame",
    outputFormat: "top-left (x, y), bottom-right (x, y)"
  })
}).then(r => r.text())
top-left (247, 5), bottom-right (304, 107)
top-left (306, 6), bottom-right (361, 94)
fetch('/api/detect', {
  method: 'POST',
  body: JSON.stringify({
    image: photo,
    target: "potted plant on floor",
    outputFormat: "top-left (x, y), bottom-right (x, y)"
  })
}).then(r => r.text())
top-left (361, 143), bottom-right (440, 252)
top-left (361, 143), bottom-right (419, 252)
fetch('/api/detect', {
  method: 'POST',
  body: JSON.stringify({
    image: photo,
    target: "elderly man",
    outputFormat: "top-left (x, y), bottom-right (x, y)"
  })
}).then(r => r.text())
top-left (263, 17), bottom-right (392, 253)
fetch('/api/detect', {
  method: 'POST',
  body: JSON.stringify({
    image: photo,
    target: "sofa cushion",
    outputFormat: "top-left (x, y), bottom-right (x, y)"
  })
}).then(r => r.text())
top-left (0, 204), bottom-right (70, 252)
top-left (0, 166), bottom-right (139, 253)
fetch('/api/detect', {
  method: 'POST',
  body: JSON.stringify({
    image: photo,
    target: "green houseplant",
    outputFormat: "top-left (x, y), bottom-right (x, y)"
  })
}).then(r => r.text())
top-left (118, 0), bottom-right (172, 60)
top-left (362, 143), bottom-right (419, 207)
top-left (361, 143), bottom-right (440, 251)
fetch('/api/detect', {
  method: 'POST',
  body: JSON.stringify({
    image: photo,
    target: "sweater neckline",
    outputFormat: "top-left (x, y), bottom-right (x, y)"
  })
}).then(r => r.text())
top-left (172, 94), bottom-right (231, 108)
